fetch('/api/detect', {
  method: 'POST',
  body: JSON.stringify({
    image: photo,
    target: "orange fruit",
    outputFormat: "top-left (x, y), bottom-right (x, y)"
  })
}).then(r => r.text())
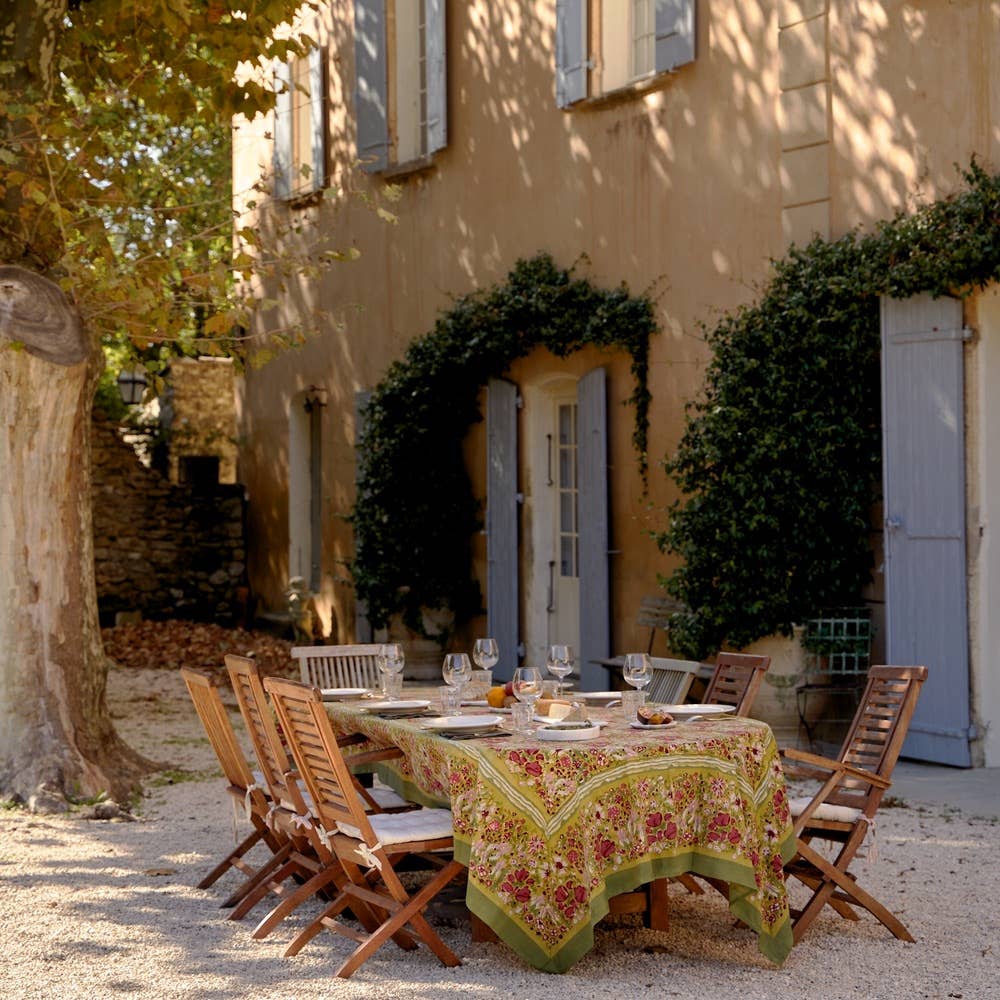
top-left (486, 686), bottom-right (507, 709)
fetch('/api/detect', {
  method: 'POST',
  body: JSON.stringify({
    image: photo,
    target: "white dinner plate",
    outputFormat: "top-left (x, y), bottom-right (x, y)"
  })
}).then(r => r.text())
top-left (579, 691), bottom-right (623, 704)
top-left (421, 714), bottom-right (503, 733)
top-left (630, 720), bottom-right (678, 730)
top-left (321, 687), bottom-right (369, 701)
top-left (364, 699), bottom-right (431, 713)
top-left (656, 703), bottom-right (736, 719)
top-left (535, 724), bottom-right (602, 741)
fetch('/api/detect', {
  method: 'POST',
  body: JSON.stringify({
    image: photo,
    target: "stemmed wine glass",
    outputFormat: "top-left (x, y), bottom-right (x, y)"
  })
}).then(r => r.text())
top-left (378, 642), bottom-right (405, 698)
top-left (472, 638), bottom-right (500, 672)
top-left (622, 653), bottom-right (652, 700)
top-left (546, 644), bottom-right (574, 698)
top-left (511, 666), bottom-right (542, 713)
top-left (442, 652), bottom-right (473, 710)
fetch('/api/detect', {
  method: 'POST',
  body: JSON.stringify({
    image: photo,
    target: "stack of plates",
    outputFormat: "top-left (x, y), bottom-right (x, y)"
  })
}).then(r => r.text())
top-left (321, 688), bottom-right (369, 701)
top-left (421, 715), bottom-right (504, 736)
top-left (363, 699), bottom-right (432, 716)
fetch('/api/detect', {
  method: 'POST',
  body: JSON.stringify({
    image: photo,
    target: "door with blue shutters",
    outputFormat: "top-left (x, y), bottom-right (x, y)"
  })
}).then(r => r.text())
top-left (881, 294), bottom-right (973, 766)
top-left (487, 370), bottom-right (609, 687)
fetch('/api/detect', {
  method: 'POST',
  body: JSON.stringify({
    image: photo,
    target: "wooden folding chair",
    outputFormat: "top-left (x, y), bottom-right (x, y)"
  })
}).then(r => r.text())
top-left (781, 665), bottom-right (928, 944)
top-left (702, 651), bottom-right (771, 716)
top-left (180, 667), bottom-right (287, 907)
top-left (291, 643), bottom-right (383, 689)
top-left (264, 676), bottom-right (465, 978)
top-left (646, 657), bottom-right (702, 703)
top-left (224, 655), bottom-right (412, 939)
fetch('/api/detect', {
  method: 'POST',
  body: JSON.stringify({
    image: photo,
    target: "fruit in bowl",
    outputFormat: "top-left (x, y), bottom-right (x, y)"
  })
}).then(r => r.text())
top-left (486, 685), bottom-right (517, 709)
top-left (636, 706), bottom-right (674, 726)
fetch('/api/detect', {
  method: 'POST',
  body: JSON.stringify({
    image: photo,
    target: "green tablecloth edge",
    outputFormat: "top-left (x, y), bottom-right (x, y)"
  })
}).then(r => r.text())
top-left (375, 762), bottom-right (795, 972)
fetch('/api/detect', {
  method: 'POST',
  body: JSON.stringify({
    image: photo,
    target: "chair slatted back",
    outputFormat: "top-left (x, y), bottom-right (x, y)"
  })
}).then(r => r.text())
top-left (647, 657), bottom-right (701, 703)
top-left (291, 644), bottom-right (383, 689)
top-left (181, 667), bottom-right (255, 795)
top-left (830, 665), bottom-right (928, 812)
top-left (264, 676), bottom-right (375, 843)
top-left (702, 652), bottom-right (771, 716)
top-left (225, 654), bottom-right (295, 804)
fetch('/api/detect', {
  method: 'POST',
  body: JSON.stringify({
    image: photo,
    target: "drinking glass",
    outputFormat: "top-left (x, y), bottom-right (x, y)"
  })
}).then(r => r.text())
top-left (546, 644), bottom-right (574, 697)
top-left (623, 653), bottom-right (652, 695)
top-left (621, 689), bottom-right (646, 724)
top-left (442, 653), bottom-right (473, 710)
top-left (512, 666), bottom-right (542, 714)
top-left (510, 701), bottom-right (534, 734)
top-left (473, 638), bottom-right (500, 672)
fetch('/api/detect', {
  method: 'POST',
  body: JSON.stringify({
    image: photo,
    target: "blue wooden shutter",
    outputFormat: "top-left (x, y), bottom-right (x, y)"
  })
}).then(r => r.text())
top-left (425, 0), bottom-right (447, 154)
top-left (354, 390), bottom-right (374, 643)
top-left (881, 294), bottom-right (972, 766)
top-left (556, 0), bottom-right (587, 108)
top-left (655, 0), bottom-right (696, 73)
top-left (308, 45), bottom-right (326, 193)
top-left (354, 0), bottom-right (389, 172)
top-left (577, 367), bottom-right (610, 690)
top-left (273, 61), bottom-right (292, 200)
top-left (487, 378), bottom-right (519, 681)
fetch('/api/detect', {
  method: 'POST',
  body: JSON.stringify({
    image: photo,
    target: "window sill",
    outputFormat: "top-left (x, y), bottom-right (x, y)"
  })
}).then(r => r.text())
top-left (381, 154), bottom-right (438, 180)
top-left (281, 187), bottom-right (327, 210)
top-left (567, 72), bottom-right (678, 111)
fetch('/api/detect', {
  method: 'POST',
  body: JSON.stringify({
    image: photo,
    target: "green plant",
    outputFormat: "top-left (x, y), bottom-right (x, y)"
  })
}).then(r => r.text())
top-left (351, 253), bottom-right (656, 639)
top-left (657, 160), bottom-right (1000, 659)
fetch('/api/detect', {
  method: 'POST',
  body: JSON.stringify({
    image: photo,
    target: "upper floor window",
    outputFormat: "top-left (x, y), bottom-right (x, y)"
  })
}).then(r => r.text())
top-left (556, 0), bottom-right (696, 107)
top-left (354, 0), bottom-right (447, 174)
top-left (273, 46), bottom-right (327, 200)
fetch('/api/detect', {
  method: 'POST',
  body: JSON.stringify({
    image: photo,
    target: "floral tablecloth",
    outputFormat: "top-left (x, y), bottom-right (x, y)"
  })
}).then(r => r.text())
top-left (325, 701), bottom-right (795, 973)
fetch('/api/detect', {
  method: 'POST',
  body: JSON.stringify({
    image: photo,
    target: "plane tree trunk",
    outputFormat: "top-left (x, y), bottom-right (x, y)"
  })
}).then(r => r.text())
top-left (0, 266), bottom-right (153, 810)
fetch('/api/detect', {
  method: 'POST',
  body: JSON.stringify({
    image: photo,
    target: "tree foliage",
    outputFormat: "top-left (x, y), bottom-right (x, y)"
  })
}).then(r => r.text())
top-left (1, 0), bottom-right (317, 364)
top-left (351, 253), bottom-right (656, 640)
top-left (657, 161), bottom-right (1000, 659)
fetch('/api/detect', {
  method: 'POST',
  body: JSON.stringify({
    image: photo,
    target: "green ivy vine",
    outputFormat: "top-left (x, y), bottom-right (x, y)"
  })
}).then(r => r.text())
top-left (351, 253), bottom-right (656, 639)
top-left (656, 160), bottom-right (1000, 660)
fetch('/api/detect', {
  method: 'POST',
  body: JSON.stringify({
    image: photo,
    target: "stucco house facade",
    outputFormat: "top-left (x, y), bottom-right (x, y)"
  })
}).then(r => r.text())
top-left (232, 1), bottom-right (1000, 766)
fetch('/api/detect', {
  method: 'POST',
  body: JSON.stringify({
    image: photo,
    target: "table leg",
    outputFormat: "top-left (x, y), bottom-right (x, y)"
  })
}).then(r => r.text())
top-left (470, 914), bottom-right (499, 943)
top-left (644, 877), bottom-right (670, 931)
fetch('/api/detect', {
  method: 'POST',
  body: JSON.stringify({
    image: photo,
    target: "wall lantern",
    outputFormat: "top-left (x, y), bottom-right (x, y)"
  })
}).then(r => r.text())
top-left (117, 367), bottom-right (148, 406)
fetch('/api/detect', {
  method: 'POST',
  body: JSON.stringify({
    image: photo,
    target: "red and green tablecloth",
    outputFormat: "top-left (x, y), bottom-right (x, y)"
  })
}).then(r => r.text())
top-left (326, 701), bottom-right (795, 972)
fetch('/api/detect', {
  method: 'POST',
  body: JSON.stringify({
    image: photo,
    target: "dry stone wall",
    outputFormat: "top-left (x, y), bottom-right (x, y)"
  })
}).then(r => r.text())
top-left (91, 410), bottom-right (246, 624)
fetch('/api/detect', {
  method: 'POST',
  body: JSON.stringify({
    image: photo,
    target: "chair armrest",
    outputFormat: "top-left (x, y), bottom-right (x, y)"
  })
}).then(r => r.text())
top-left (782, 747), bottom-right (890, 790)
top-left (336, 732), bottom-right (369, 748)
top-left (347, 746), bottom-right (405, 767)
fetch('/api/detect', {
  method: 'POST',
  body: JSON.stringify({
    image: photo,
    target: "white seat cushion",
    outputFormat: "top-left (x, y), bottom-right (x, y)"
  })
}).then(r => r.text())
top-left (337, 807), bottom-right (454, 846)
top-left (366, 786), bottom-right (412, 810)
top-left (789, 797), bottom-right (863, 824)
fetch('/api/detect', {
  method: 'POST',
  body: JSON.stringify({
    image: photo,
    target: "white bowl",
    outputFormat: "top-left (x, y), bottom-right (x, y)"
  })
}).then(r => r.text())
top-left (535, 724), bottom-right (602, 741)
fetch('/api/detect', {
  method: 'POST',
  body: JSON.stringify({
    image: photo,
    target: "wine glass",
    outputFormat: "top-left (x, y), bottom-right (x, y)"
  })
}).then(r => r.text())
top-left (623, 653), bottom-right (652, 701)
top-left (472, 638), bottom-right (500, 672)
top-left (379, 642), bottom-right (405, 698)
top-left (442, 653), bottom-right (473, 710)
top-left (511, 666), bottom-right (542, 713)
top-left (546, 644), bottom-right (574, 698)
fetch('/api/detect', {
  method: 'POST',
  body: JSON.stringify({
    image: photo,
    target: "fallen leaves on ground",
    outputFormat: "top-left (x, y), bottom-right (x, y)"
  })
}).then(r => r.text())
top-left (102, 619), bottom-right (297, 679)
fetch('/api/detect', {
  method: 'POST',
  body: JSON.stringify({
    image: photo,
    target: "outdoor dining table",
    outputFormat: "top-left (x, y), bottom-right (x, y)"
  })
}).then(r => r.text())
top-left (325, 693), bottom-right (796, 973)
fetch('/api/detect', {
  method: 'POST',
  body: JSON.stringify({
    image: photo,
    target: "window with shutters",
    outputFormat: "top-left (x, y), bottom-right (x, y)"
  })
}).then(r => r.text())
top-left (273, 46), bottom-right (327, 201)
top-left (556, 0), bottom-right (696, 108)
top-left (354, 0), bottom-right (447, 174)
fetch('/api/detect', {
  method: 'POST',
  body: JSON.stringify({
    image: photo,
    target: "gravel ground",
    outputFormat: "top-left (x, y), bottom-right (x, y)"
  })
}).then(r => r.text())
top-left (1, 663), bottom-right (997, 1000)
